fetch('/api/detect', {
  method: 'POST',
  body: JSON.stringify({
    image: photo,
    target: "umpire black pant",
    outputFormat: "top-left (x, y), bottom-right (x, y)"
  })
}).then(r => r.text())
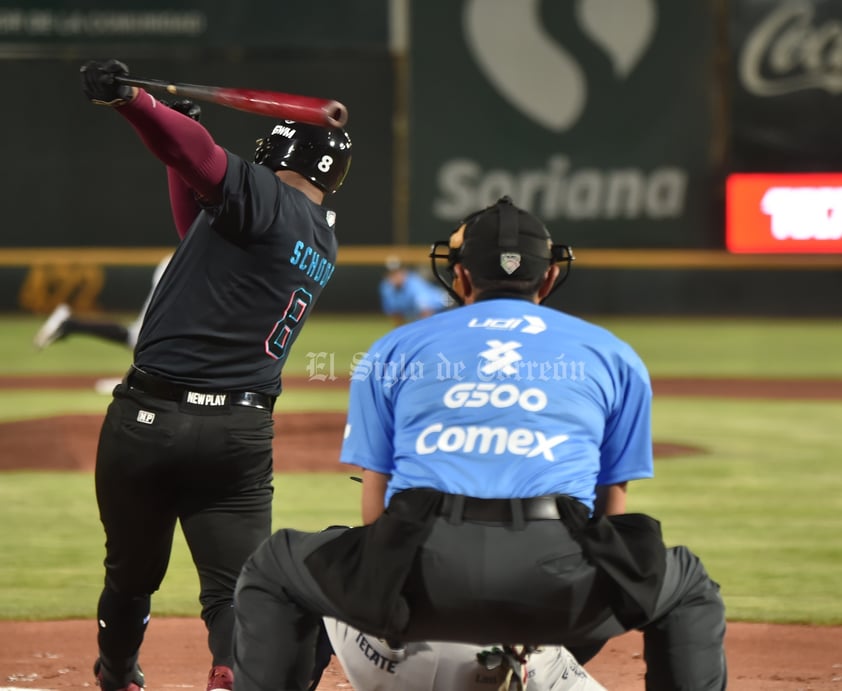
top-left (232, 492), bottom-right (726, 691)
top-left (95, 382), bottom-right (274, 685)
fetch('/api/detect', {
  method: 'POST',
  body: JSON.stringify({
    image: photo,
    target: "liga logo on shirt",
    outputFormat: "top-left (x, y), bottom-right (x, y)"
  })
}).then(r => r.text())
top-left (468, 315), bottom-right (547, 334)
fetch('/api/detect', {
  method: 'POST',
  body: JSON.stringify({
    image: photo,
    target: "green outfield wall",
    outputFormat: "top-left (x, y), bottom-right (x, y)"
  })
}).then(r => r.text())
top-left (2, 248), bottom-right (840, 317)
top-left (3, 1), bottom-right (842, 316)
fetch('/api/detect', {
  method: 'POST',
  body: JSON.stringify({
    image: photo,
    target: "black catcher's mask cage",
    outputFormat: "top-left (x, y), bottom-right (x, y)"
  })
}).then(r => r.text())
top-left (429, 197), bottom-right (574, 305)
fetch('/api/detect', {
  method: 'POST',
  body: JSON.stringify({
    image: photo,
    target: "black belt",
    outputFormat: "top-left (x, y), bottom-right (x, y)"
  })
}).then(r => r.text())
top-left (124, 367), bottom-right (275, 411)
top-left (439, 494), bottom-right (566, 523)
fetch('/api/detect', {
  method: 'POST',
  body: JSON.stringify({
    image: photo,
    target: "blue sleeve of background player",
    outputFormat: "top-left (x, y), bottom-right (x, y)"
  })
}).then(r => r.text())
top-left (415, 281), bottom-right (448, 312)
top-left (597, 348), bottom-right (655, 486)
top-left (379, 280), bottom-right (401, 316)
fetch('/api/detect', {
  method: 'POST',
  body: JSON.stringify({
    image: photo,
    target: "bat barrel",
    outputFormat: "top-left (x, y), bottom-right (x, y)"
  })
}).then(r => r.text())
top-left (210, 88), bottom-right (348, 128)
top-left (323, 101), bottom-right (348, 129)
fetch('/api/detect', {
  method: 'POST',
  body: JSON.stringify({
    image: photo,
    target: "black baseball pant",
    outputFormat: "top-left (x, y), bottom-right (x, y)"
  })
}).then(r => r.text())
top-left (232, 492), bottom-right (726, 691)
top-left (94, 383), bottom-right (274, 685)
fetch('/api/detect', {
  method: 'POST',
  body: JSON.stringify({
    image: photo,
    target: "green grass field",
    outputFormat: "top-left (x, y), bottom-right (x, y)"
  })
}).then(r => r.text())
top-left (1, 314), bottom-right (840, 624)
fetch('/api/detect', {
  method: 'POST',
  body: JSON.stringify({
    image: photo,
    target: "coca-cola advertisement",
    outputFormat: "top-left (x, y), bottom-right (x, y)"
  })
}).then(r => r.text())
top-left (729, 0), bottom-right (842, 172)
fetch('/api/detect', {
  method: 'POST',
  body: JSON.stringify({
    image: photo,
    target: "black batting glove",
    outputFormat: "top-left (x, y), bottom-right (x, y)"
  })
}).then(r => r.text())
top-left (80, 59), bottom-right (134, 107)
top-left (161, 98), bottom-right (202, 122)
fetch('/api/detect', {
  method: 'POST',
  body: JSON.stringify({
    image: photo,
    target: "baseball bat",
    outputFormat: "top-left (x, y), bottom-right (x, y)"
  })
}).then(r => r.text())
top-left (114, 75), bottom-right (348, 128)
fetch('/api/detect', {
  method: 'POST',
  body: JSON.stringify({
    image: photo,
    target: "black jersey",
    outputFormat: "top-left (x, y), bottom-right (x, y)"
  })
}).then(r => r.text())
top-left (134, 152), bottom-right (337, 395)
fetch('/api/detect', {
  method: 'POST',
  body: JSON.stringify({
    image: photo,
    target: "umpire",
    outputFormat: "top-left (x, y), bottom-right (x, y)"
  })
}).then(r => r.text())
top-left (79, 59), bottom-right (351, 691)
top-left (232, 197), bottom-right (727, 691)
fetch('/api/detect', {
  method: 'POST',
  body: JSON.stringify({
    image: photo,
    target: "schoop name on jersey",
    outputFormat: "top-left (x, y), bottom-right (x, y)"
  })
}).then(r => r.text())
top-left (289, 240), bottom-right (335, 286)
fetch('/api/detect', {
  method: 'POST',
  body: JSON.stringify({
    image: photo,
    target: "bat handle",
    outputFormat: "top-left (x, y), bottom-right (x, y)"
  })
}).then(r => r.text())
top-left (114, 76), bottom-right (226, 111)
top-left (114, 75), bottom-right (178, 93)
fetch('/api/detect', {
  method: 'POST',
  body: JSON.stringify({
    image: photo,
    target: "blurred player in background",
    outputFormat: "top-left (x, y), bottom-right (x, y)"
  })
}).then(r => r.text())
top-left (33, 253), bottom-right (172, 352)
top-left (379, 255), bottom-right (450, 325)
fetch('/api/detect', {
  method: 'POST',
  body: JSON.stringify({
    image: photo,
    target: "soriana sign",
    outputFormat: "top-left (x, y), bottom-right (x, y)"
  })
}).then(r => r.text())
top-left (726, 173), bottom-right (842, 253)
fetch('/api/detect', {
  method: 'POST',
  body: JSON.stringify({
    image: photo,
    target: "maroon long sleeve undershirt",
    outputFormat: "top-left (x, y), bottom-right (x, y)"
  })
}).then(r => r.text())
top-left (117, 89), bottom-right (228, 237)
top-left (166, 167), bottom-right (200, 239)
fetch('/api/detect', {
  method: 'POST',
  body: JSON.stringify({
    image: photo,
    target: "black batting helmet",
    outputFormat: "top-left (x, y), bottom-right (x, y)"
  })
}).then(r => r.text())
top-left (253, 120), bottom-right (352, 194)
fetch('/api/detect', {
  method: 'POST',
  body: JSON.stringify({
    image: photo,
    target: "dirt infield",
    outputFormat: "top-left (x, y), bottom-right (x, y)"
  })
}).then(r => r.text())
top-left (2, 618), bottom-right (841, 690)
top-left (1, 375), bottom-right (841, 689)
